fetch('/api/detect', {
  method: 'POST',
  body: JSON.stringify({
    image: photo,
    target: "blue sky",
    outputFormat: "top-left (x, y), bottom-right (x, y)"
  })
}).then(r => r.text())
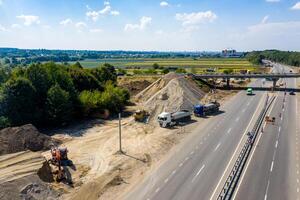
top-left (0, 0), bottom-right (300, 51)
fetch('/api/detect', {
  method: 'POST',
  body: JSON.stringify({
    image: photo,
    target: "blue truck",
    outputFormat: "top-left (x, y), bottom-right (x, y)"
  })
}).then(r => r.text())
top-left (194, 101), bottom-right (220, 117)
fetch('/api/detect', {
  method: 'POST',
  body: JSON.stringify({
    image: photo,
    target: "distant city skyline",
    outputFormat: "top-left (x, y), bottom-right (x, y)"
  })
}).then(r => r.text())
top-left (0, 0), bottom-right (300, 51)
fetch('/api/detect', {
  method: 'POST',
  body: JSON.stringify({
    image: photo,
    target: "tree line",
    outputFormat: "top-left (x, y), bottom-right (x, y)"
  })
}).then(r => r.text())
top-left (246, 50), bottom-right (300, 67)
top-left (0, 62), bottom-right (129, 128)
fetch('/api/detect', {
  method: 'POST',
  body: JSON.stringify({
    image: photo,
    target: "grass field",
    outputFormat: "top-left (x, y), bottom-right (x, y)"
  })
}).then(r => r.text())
top-left (69, 58), bottom-right (257, 69)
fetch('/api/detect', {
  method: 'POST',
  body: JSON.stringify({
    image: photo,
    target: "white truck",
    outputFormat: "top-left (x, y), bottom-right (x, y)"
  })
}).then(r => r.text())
top-left (157, 110), bottom-right (192, 128)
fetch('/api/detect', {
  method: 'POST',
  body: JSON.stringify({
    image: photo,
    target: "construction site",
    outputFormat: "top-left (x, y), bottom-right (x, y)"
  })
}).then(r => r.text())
top-left (0, 73), bottom-right (237, 200)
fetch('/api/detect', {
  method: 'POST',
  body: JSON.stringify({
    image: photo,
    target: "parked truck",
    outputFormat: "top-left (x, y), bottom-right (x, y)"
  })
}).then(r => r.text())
top-left (194, 101), bottom-right (220, 117)
top-left (157, 110), bottom-right (192, 128)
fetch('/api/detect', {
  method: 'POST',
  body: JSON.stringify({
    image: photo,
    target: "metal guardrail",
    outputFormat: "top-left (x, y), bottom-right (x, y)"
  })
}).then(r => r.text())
top-left (193, 73), bottom-right (300, 79)
top-left (217, 95), bottom-right (276, 200)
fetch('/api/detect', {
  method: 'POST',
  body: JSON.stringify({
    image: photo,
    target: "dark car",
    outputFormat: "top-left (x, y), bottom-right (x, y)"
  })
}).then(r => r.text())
top-left (289, 91), bottom-right (295, 95)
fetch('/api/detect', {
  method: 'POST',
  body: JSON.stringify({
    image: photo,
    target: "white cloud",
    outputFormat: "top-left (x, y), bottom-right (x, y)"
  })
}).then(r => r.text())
top-left (0, 0), bottom-right (3, 6)
top-left (111, 10), bottom-right (120, 16)
top-left (90, 28), bottom-right (103, 33)
top-left (160, 1), bottom-right (169, 7)
top-left (0, 24), bottom-right (8, 32)
top-left (261, 15), bottom-right (269, 24)
top-left (266, 0), bottom-right (280, 2)
top-left (11, 24), bottom-right (21, 29)
top-left (124, 16), bottom-right (152, 32)
top-left (175, 11), bottom-right (217, 26)
top-left (86, 1), bottom-right (119, 21)
top-left (291, 2), bottom-right (300, 10)
top-left (60, 18), bottom-right (72, 26)
top-left (75, 22), bottom-right (87, 29)
top-left (16, 15), bottom-right (40, 26)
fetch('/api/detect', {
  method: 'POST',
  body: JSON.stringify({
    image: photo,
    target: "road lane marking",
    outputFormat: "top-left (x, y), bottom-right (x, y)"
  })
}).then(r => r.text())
top-left (272, 150), bottom-right (276, 161)
top-left (242, 108), bottom-right (246, 113)
top-left (190, 151), bottom-right (194, 155)
top-left (179, 162), bottom-right (183, 167)
top-left (264, 180), bottom-right (270, 200)
top-left (275, 141), bottom-right (278, 149)
top-left (155, 188), bottom-right (160, 193)
top-left (164, 178), bottom-right (168, 183)
top-left (192, 164), bottom-right (205, 183)
top-left (279, 127), bottom-right (281, 132)
top-left (227, 128), bottom-right (232, 134)
top-left (185, 157), bottom-right (189, 161)
top-left (212, 93), bottom-right (269, 200)
top-left (172, 170), bottom-right (176, 175)
top-left (214, 143), bottom-right (221, 152)
top-left (235, 117), bottom-right (240, 122)
top-left (270, 161), bottom-right (274, 172)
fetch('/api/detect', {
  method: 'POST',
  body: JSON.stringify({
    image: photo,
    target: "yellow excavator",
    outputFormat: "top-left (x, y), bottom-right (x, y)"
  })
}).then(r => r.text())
top-left (134, 110), bottom-right (149, 122)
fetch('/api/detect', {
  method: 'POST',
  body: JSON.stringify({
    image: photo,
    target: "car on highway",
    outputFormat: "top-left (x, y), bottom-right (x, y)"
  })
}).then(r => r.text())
top-left (289, 91), bottom-right (295, 95)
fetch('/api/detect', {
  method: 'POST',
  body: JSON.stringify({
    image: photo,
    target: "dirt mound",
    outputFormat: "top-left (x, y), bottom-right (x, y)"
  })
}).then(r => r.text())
top-left (0, 124), bottom-right (59, 156)
top-left (135, 72), bottom-right (180, 102)
top-left (137, 74), bottom-right (205, 120)
top-left (37, 161), bottom-right (54, 183)
top-left (120, 80), bottom-right (152, 96)
top-left (20, 182), bottom-right (60, 200)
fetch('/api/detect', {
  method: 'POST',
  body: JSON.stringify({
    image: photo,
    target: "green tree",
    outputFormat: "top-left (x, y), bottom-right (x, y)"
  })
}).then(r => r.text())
top-left (69, 68), bottom-right (101, 92)
top-left (46, 84), bottom-right (72, 125)
top-left (162, 68), bottom-right (170, 74)
top-left (176, 68), bottom-right (187, 73)
top-left (152, 63), bottom-right (160, 70)
top-left (223, 69), bottom-right (234, 74)
top-left (1, 78), bottom-right (37, 125)
top-left (0, 116), bottom-right (10, 129)
top-left (91, 63), bottom-right (117, 84)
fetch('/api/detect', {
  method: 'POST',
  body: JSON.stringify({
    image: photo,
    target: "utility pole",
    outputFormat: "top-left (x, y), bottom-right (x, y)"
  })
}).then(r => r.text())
top-left (118, 112), bottom-right (123, 154)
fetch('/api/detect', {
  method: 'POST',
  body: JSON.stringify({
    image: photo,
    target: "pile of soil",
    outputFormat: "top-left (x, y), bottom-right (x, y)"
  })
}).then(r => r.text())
top-left (0, 124), bottom-right (59, 156)
top-left (120, 80), bottom-right (152, 96)
top-left (136, 73), bottom-right (205, 120)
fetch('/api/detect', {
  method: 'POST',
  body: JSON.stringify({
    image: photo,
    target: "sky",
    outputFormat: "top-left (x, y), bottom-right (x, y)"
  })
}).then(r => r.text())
top-left (0, 0), bottom-right (300, 51)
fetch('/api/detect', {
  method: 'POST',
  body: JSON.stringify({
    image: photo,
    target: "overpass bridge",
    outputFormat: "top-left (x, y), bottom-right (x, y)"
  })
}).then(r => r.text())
top-left (192, 73), bottom-right (300, 88)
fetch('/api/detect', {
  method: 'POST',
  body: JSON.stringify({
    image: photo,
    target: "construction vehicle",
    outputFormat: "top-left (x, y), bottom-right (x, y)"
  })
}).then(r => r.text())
top-left (157, 110), bottom-right (192, 128)
top-left (48, 147), bottom-right (69, 182)
top-left (134, 109), bottom-right (149, 122)
top-left (265, 116), bottom-right (275, 123)
top-left (194, 101), bottom-right (220, 117)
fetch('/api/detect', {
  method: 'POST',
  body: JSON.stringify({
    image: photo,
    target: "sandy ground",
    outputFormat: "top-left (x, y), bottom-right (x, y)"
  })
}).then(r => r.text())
top-left (0, 75), bottom-right (237, 200)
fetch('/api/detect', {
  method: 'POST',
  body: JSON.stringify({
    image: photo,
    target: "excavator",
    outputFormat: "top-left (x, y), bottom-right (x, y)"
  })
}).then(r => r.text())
top-left (48, 146), bottom-right (69, 182)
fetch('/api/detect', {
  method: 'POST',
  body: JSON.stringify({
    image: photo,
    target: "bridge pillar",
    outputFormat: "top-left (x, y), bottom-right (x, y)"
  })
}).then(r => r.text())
top-left (226, 78), bottom-right (230, 88)
top-left (272, 78), bottom-right (278, 89)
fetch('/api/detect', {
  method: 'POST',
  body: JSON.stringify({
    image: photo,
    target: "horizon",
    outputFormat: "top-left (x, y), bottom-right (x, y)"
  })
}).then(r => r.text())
top-left (1, 0), bottom-right (300, 51)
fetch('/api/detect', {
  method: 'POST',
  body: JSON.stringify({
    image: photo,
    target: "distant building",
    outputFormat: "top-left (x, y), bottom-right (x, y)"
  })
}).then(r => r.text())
top-left (221, 49), bottom-right (242, 58)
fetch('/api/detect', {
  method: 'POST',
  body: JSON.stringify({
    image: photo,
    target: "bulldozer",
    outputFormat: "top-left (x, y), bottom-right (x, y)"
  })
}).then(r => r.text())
top-left (134, 109), bottom-right (150, 122)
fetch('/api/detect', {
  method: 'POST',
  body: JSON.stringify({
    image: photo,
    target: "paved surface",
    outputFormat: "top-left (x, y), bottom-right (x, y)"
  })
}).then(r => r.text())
top-left (234, 63), bottom-right (300, 200)
top-left (126, 79), bottom-right (269, 200)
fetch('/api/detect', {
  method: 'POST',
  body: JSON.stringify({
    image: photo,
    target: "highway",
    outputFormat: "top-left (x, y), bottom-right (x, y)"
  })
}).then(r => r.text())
top-left (126, 79), bottom-right (270, 200)
top-left (233, 63), bottom-right (300, 200)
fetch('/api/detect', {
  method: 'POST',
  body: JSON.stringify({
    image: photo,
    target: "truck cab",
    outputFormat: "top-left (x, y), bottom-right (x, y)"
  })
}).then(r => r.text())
top-left (157, 112), bottom-right (172, 128)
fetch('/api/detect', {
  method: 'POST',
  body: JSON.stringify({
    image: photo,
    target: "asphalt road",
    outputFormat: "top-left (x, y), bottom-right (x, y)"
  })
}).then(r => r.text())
top-left (126, 79), bottom-right (269, 200)
top-left (233, 63), bottom-right (299, 200)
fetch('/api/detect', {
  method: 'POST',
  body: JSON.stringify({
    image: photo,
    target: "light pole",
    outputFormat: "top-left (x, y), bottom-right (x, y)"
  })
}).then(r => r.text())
top-left (118, 112), bottom-right (123, 154)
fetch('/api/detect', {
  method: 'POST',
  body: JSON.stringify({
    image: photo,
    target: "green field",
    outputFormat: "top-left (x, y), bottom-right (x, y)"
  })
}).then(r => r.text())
top-left (69, 58), bottom-right (257, 69)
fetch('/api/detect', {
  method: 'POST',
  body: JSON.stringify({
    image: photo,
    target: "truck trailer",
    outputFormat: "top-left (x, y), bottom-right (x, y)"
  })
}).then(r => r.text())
top-left (157, 110), bottom-right (192, 128)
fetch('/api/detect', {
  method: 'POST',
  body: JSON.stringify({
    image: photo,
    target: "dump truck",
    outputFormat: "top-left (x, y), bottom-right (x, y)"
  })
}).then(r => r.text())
top-left (194, 101), bottom-right (220, 117)
top-left (157, 110), bottom-right (192, 128)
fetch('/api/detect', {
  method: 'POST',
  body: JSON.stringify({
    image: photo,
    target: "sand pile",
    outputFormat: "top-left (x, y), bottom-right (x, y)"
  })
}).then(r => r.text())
top-left (0, 124), bottom-right (59, 156)
top-left (136, 73), bottom-right (205, 120)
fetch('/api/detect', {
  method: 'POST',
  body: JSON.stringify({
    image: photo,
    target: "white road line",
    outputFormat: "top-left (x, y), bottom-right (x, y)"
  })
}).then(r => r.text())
top-left (227, 128), bottom-right (232, 134)
top-left (179, 162), bottom-right (183, 167)
top-left (264, 180), bottom-right (270, 200)
top-left (235, 117), bottom-right (240, 122)
top-left (275, 141), bottom-right (278, 149)
top-left (155, 188), bottom-right (160, 193)
top-left (195, 145), bottom-right (199, 150)
top-left (185, 157), bottom-right (189, 161)
top-left (272, 150), bottom-right (276, 161)
top-left (242, 108), bottom-right (246, 113)
top-left (164, 178), bottom-right (169, 183)
top-left (279, 127), bottom-right (281, 132)
top-left (297, 179), bottom-right (299, 183)
top-left (190, 151), bottom-right (194, 155)
top-left (172, 170), bottom-right (176, 175)
top-left (297, 188), bottom-right (299, 193)
top-left (192, 164), bottom-right (205, 183)
top-left (270, 161), bottom-right (274, 172)
top-left (214, 143), bottom-right (221, 152)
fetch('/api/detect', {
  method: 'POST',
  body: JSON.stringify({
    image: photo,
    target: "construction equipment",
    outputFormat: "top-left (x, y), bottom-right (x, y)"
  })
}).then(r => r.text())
top-left (134, 109), bottom-right (149, 122)
top-left (48, 147), bottom-right (69, 182)
top-left (265, 116), bottom-right (275, 123)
